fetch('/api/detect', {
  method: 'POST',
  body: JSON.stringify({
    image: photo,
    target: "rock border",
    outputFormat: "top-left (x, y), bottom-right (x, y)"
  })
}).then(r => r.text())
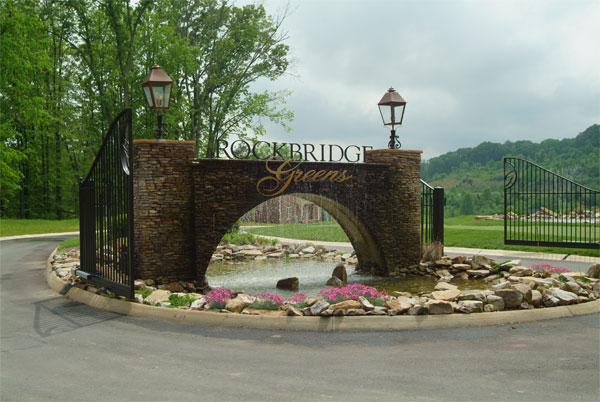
top-left (47, 248), bottom-right (600, 332)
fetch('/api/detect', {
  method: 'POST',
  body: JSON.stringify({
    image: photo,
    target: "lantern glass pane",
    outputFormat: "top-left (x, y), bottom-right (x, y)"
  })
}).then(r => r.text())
top-left (163, 84), bottom-right (172, 108)
top-left (392, 104), bottom-right (405, 125)
top-left (143, 87), bottom-right (153, 108)
top-left (378, 104), bottom-right (392, 125)
top-left (153, 85), bottom-right (166, 108)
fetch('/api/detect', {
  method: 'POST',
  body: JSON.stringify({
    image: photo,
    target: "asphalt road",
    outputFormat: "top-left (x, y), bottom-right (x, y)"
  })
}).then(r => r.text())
top-left (1, 237), bottom-right (599, 402)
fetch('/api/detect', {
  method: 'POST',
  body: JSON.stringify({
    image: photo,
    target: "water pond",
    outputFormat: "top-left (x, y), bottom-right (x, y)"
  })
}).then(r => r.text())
top-left (206, 259), bottom-right (490, 297)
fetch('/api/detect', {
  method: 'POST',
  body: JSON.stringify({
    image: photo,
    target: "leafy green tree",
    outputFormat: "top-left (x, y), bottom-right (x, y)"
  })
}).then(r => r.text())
top-left (140, 0), bottom-right (293, 157)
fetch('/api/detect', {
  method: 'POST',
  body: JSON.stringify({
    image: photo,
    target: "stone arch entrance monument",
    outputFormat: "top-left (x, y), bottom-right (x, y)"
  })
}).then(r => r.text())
top-left (133, 140), bottom-right (422, 283)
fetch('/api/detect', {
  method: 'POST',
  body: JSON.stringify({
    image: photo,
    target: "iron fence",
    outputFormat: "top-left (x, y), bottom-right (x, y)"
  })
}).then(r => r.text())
top-left (504, 157), bottom-right (599, 249)
top-left (421, 180), bottom-right (444, 246)
top-left (79, 109), bottom-right (134, 298)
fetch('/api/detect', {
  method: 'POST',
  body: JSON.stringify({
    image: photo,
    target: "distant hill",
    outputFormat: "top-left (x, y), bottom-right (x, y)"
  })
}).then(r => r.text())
top-left (421, 124), bottom-right (599, 216)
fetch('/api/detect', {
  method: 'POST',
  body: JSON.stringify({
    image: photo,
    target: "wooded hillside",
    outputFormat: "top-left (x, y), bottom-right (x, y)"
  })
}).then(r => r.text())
top-left (421, 124), bottom-right (599, 217)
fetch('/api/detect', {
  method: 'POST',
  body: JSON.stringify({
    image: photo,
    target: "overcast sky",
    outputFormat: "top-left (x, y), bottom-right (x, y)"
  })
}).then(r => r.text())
top-left (243, 0), bottom-right (599, 160)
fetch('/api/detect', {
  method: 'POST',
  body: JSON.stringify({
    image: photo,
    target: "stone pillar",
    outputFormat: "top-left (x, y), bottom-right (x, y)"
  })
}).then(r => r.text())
top-left (133, 140), bottom-right (196, 281)
top-left (364, 149), bottom-right (422, 272)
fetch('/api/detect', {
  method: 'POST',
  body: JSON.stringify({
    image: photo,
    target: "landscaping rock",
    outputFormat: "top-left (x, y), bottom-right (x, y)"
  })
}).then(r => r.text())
top-left (451, 263), bottom-right (471, 271)
top-left (332, 263), bottom-right (347, 283)
top-left (467, 269), bottom-right (491, 278)
top-left (134, 280), bottom-right (147, 290)
top-left (457, 300), bottom-right (484, 313)
top-left (587, 264), bottom-right (600, 279)
top-left (551, 288), bottom-right (578, 305)
top-left (561, 281), bottom-right (582, 295)
top-left (145, 290), bottom-right (171, 304)
top-left (166, 282), bottom-right (184, 292)
top-left (471, 255), bottom-right (495, 269)
top-left (190, 298), bottom-right (206, 310)
top-left (525, 290), bottom-right (542, 308)
top-left (225, 298), bottom-right (248, 313)
top-left (491, 281), bottom-right (510, 291)
top-left (310, 301), bottom-right (330, 315)
top-left (511, 283), bottom-right (531, 297)
top-left (426, 300), bottom-right (453, 314)
top-left (431, 289), bottom-right (461, 301)
top-left (434, 282), bottom-right (458, 291)
top-left (276, 277), bottom-right (299, 291)
top-left (330, 300), bottom-right (362, 311)
top-left (286, 306), bottom-right (304, 316)
top-left (357, 296), bottom-right (375, 311)
top-left (500, 260), bottom-right (521, 270)
top-left (134, 293), bottom-right (144, 303)
top-left (367, 307), bottom-right (388, 315)
top-left (593, 282), bottom-right (600, 298)
top-left (559, 273), bottom-right (576, 283)
top-left (458, 290), bottom-right (487, 302)
top-left (542, 295), bottom-right (561, 307)
top-left (346, 309), bottom-right (367, 316)
top-left (508, 266), bottom-right (534, 277)
top-left (408, 305), bottom-right (429, 315)
top-left (302, 246), bottom-right (316, 254)
top-left (494, 289), bottom-right (522, 309)
top-left (326, 276), bottom-right (344, 287)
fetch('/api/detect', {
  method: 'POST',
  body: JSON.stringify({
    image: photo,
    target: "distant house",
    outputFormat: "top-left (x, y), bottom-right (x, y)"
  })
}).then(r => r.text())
top-left (241, 195), bottom-right (329, 224)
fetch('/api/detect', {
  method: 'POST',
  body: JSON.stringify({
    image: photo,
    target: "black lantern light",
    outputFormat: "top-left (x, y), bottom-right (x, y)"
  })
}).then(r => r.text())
top-left (141, 64), bottom-right (173, 139)
top-left (378, 87), bottom-right (406, 149)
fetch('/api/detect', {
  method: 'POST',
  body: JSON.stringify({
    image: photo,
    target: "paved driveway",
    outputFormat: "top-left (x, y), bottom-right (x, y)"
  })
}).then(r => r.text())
top-left (1, 237), bottom-right (599, 401)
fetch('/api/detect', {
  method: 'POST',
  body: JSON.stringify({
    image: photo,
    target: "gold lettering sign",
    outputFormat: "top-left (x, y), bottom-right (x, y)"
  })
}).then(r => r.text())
top-left (257, 158), bottom-right (353, 197)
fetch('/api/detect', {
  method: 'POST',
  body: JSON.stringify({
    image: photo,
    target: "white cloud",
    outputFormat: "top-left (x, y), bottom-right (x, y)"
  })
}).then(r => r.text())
top-left (247, 0), bottom-right (600, 159)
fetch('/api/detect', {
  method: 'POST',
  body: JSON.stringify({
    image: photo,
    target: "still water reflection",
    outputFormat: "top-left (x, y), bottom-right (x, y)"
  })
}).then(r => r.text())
top-left (207, 259), bottom-right (489, 297)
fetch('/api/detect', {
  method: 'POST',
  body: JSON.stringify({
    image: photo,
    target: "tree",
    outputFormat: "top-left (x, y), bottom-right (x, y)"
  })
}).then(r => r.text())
top-left (141, 0), bottom-right (293, 157)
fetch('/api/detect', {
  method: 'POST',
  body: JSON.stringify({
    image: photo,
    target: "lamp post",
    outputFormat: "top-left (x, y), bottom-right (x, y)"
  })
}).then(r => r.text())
top-left (378, 87), bottom-right (406, 149)
top-left (141, 64), bottom-right (173, 139)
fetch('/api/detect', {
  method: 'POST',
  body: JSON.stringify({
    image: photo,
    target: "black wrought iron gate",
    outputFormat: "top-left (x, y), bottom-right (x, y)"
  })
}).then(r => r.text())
top-left (421, 180), bottom-right (444, 246)
top-left (79, 109), bottom-right (135, 298)
top-left (504, 157), bottom-right (599, 249)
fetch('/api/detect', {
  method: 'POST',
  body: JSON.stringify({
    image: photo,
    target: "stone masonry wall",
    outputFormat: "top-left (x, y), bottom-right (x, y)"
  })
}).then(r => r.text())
top-left (133, 140), bottom-right (196, 281)
top-left (130, 141), bottom-right (422, 282)
top-left (364, 149), bottom-right (423, 273)
top-left (192, 149), bottom-right (422, 280)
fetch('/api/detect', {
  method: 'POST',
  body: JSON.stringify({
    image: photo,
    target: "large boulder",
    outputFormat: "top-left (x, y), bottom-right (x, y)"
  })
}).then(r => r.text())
top-left (494, 289), bottom-right (523, 309)
top-left (551, 288), bottom-right (578, 305)
top-left (587, 264), bottom-right (600, 279)
top-left (276, 277), bottom-right (299, 291)
top-left (332, 263), bottom-right (347, 283)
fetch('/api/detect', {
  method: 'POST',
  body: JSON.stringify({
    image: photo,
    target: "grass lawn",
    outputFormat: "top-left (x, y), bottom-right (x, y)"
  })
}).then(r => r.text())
top-left (0, 218), bottom-right (79, 237)
top-left (245, 216), bottom-right (599, 257)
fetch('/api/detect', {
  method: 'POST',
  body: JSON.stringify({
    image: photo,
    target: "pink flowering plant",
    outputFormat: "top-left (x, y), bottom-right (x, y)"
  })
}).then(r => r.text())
top-left (319, 284), bottom-right (389, 306)
top-left (249, 291), bottom-right (308, 310)
top-left (530, 263), bottom-right (571, 273)
top-left (204, 288), bottom-right (233, 309)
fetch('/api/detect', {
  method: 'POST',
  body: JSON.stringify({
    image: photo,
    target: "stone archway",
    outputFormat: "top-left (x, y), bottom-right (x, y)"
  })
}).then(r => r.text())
top-left (132, 140), bottom-right (422, 283)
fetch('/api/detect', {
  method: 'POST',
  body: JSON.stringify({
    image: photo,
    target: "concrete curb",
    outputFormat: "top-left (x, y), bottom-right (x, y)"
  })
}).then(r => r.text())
top-left (46, 248), bottom-right (600, 332)
top-left (1, 232), bottom-right (79, 241)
